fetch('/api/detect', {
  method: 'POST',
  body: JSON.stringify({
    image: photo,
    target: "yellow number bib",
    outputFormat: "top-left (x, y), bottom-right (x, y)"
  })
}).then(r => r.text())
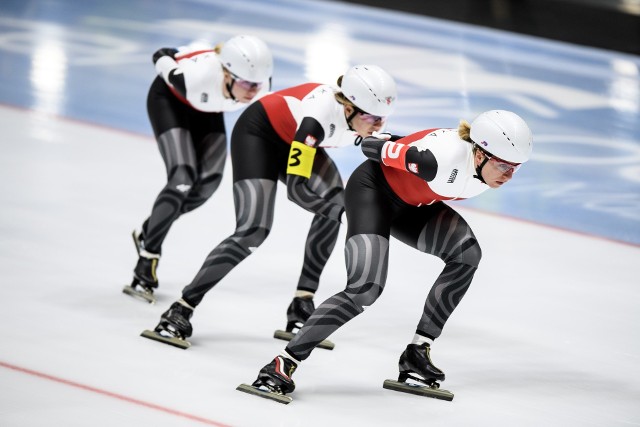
top-left (286, 141), bottom-right (316, 178)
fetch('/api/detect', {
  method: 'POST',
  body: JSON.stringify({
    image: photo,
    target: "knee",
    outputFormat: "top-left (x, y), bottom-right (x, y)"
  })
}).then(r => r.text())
top-left (345, 281), bottom-right (384, 310)
top-left (167, 165), bottom-right (196, 196)
top-left (324, 185), bottom-right (344, 204)
top-left (195, 174), bottom-right (222, 200)
top-left (446, 238), bottom-right (482, 268)
top-left (464, 239), bottom-right (482, 267)
top-left (180, 175), bottom-right (222, 213)
top-left (231, 225), bottom-right (271, 252)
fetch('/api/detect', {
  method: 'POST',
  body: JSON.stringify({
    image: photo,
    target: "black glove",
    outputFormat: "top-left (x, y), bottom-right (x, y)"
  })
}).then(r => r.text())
top-left (152, 47), bottom-right (178, 65)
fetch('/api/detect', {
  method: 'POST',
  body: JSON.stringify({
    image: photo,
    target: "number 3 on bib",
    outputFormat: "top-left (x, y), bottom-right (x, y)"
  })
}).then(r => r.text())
top-left (287, 141), bottom-right (316, 179)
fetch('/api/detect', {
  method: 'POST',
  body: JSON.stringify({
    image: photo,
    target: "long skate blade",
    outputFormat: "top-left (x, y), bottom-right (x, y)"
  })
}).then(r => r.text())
top-left (383, 379), bottom-right (454, 401)
top-left (140, 329), bottom-right (190, 349)
top-left (131, 230), bottom-right (142, 255)
top-left (273, 330), bottom-right (335, 350)
top-left (236, 383), bottom-right (292, 404)
top-left (122, 285), bottom-right (156, 304)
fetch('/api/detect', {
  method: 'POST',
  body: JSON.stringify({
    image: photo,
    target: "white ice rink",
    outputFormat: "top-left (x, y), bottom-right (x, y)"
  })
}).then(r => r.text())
top-left (1, 104), bottom-right (638, 426)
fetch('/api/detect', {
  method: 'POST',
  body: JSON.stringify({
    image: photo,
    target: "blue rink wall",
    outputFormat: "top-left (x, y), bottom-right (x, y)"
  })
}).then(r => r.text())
top-left (0, 0), bottom-right (639, 246)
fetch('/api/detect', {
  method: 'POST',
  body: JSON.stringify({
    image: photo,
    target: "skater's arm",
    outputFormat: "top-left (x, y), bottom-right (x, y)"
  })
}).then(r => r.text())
top-left (361, 135), bottom-right (438, 182)
top-left (153, 47), bottom-right (187, 98)
top-left (285, 117), bottom-right (344, 222)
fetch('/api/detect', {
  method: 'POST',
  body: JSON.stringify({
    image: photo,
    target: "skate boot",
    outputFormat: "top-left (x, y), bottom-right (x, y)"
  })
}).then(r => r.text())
top-left (122, 250), bottom-right (160, 304)
top-left (286, 296), bottom-right (315, 332)
top-left (383, 343), bottom-right (454, 401)
top-left (255, 355), bottom-right (298, 394)
top-left (157, 301), bottom-right (193, 339)
top-left (141, 301), bottom-right (194, 349)
top-left (236, 355), bottom-right (298, 404)
top-left (399, 343), bottom-right (445, 384)
top-left (273, 297), bottom-right (335, 350)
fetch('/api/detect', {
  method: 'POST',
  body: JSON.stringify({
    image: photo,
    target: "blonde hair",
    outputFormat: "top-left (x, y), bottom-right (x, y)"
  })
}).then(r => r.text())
top-left (335, 92), bottom-right (354, 107)
top-left (215, 43), bottom-right (231, 77)
top-left (459, 119), bottom-right (480, 155)
top-left (458, 119), bottom-right (472, 142)
top-left (334, 75), bottom-right (356, 108)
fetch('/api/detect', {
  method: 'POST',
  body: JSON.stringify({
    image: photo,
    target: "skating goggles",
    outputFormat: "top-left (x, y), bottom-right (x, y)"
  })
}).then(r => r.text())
top-left (229, 72), bottom-right (263, 91)
top-left (354, 107), bottom-right (387, 124)
top-left (484, 152), bottom-right (522, 174)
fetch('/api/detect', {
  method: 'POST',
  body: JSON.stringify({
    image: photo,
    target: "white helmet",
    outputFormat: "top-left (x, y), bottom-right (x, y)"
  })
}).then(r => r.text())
top-left (340, 65), bottom-right (397, 116)
top-left (470, 110), bottom-right (533, 163)
top-left (218, 35), bottom-right (273, 82)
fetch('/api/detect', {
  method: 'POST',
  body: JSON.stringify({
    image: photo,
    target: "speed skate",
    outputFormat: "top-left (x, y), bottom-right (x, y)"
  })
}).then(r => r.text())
top-left (274, 296), bottom-right (335, 350)
top-left (236, 383), bottom-right (293, 404)
top-left (122, 282), bottom-right (156, 304)
top-left (383, 342), bottom-right (454, 401)
top-left (273, 329), bottom-right (335, 350)
top-left (123, 230), bottom-right (158, 303)
top-left (140, 329), bottom-right (191, 349)
top-left (383, 377), bottom-right (454, 401)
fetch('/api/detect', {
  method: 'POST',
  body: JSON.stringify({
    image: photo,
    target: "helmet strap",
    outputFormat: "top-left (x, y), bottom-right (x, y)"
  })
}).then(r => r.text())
top-left (473, 148), bottom-right (489, 184)
top-left (345, 109), bottom-right (358, 132)
top-left (225, 79), bottom-right (237, 101)
top-left (224, 69), bottom-right (237, 101)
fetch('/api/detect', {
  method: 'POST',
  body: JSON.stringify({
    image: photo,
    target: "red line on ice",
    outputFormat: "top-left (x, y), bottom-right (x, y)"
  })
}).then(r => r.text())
top-left (0, 360), bottom-right (231, 427)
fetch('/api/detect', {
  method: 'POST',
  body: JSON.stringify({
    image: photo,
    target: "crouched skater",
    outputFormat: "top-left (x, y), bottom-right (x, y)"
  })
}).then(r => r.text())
top-left (237, 110), bottom-right (534, 403)
top-left (123, 35), bottom-right (273, 303)
top-left (141, 65), bottom-right (398, 348)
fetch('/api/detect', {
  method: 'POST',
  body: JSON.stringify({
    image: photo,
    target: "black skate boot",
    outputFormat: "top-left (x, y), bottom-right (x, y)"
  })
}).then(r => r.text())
top-left (399, 343), bottom-right (445, 384)
top-left (122, 250), bottom-right (160, 304)
top-left (140, 301), bottom-right (194, 349)
top-left (383, 343), bottom-right (454, 401)
top-left (273, 297), bottom-right (335, 350)
top-left (237, 356), bottom-right (298, 404)
top-left (286, 296), bottom-right (315, 332)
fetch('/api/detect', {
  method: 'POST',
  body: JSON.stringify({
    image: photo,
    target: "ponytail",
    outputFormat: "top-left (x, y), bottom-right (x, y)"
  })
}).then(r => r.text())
top-left (458, 119), bottom-right (472, 143)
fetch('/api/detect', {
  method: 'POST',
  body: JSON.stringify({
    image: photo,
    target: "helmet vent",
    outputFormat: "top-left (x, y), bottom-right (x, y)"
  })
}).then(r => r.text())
top-left (470, 110), bottom-right (532, 163)
top-left (504, 132), bottom-right (514, 146)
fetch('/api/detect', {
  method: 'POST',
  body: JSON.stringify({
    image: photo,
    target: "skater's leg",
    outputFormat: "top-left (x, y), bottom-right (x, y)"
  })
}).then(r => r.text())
top-left (256, 234), bottom-right (388, 395)
top-left (248, 162), bottom-right (395, 395)
top-left (180, 133), bottom-right (226, 213)
top-left (127, 80), bottom-right (198, 297)
top-left (391, 203), bottom-right (482, 340)
top-left (180, 178), bottom-right (277, 307)
top-left (181, 113), bottom-right (227, 214)
top-left (295, 215), bottom-right (340, 292)
top-left (284, 161), bottom-right (394, 361)
top-left (294, 150), bottom-right (344, 294)
top-left (175, 102), bottom-right (283, 307)
top-left (143, 78), bottom-right (200, 254)
top-left (143, 128), bottom-right (198, 253)
top-left (285, 233), bottom-right (389, 361)
top-left (279, 151), bottom-right (343, 332)
top-left (127, 128), bottom-right (196, 293)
